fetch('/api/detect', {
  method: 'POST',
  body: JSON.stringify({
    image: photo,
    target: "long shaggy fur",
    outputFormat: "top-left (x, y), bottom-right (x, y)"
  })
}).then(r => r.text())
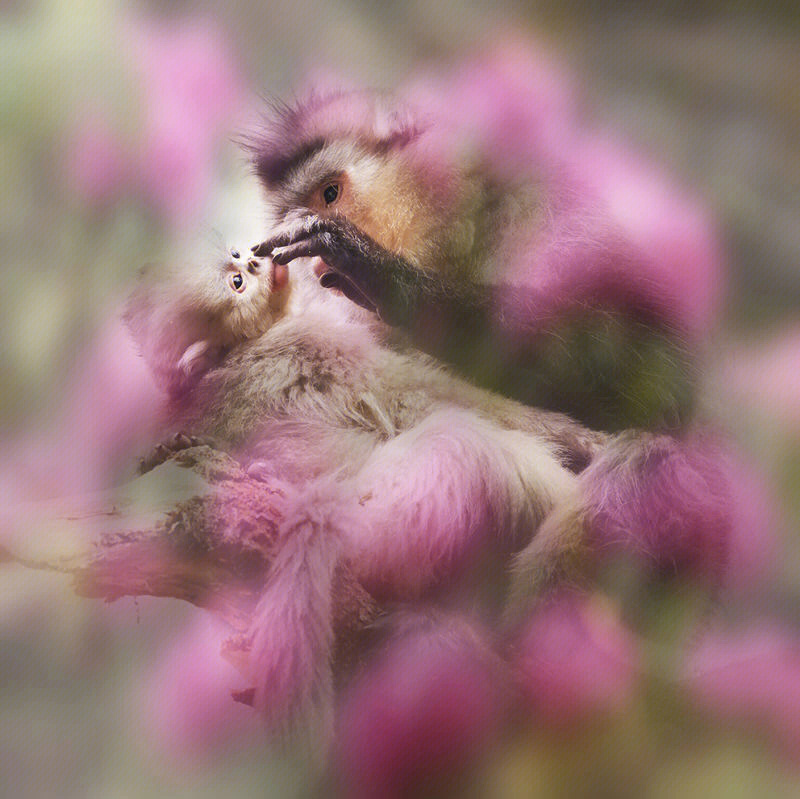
top-left (128, 226), bottom-right (598, 734)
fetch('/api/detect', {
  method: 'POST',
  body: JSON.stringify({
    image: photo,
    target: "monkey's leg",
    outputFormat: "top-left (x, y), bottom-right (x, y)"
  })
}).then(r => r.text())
top-left (343, 408), bottom-right (578, 598)
top-left (506, 431), bottom-right (733, 614)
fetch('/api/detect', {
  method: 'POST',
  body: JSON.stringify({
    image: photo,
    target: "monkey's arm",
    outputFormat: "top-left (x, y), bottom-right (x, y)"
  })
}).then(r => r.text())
top-left (258, 215), bottom-right (695, 431)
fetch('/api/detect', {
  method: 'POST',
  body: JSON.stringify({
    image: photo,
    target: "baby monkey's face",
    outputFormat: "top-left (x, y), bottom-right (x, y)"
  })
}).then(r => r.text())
top-left (223, 246), bottom-right (288, 301)
top-left (205, 245), bottom-right (291, 342)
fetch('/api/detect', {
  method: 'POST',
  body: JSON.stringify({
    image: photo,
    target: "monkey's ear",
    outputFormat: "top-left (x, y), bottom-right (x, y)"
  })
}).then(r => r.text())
top-left (177, 340), bottom-right (213, 379)
top-left (373, 100), bottom-right (419, 150)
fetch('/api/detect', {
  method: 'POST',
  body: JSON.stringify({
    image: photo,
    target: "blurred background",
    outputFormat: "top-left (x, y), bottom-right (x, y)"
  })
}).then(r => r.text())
top-left (1, 1), bottom-right (799, 796)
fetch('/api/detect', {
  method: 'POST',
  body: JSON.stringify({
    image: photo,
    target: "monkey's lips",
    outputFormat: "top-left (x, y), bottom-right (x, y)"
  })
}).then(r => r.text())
top-left (271, 261), bottom-right (289, 292)
top-left (313, 259), bottom-right (376, 313)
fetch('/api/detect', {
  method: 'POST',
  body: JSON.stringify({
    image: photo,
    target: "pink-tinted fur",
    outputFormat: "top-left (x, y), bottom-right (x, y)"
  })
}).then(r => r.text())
top-left (402, 39), bottom-right (722, 339)
top-left (240, 410), bottom-right (573, 733)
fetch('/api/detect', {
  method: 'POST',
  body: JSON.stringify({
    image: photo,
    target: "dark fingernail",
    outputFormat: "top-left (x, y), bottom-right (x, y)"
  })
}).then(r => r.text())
top-left (319, 273), bottom-right (337, 288)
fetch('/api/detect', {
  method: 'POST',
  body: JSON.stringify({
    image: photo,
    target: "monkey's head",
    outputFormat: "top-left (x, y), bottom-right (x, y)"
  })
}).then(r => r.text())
top-left (247, 91), bottom-right (474, 272)
top-left (126, 243), bottom-right (291, 398)
top-left (191, 245), bottom-right (290, 341)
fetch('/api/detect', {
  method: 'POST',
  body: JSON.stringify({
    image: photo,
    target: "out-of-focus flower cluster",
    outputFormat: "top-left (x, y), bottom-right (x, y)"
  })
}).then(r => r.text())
top-left (64, 15), bottom-right (245, 227)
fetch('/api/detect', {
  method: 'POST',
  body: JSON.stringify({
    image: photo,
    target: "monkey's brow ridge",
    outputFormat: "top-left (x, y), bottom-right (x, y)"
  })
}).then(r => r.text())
top-left (257, 137), bottom-right (327, 186)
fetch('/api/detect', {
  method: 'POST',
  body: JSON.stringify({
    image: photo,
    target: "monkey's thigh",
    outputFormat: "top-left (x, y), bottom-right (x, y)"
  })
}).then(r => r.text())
top-left (243, 419), bottom-right (383, 484)
top-left (348, 407), bottom-right (578, 595)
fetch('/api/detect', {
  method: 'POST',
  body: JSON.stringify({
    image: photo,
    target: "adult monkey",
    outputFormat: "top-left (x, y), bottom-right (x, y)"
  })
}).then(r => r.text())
top-left (250, 74), bottom-right (715, 432)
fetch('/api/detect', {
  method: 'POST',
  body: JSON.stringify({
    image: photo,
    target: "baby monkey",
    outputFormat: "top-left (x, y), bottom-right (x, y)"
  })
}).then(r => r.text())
top-left (126, 242), bottom-right (291, 400)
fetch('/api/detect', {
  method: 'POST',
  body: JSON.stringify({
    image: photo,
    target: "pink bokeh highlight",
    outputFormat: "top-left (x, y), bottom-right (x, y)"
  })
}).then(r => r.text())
top-left (62, 14), bottom-right (246, 226)
top-left (405, 39), bottom-right (723, 339)
top-left (513, 591), bottom-right (640, 726)
top-left (65, 114), bottom-right (131, 209)
top-left (336, 616), bottom-right (506, 798)
top-left (683, 622), bottom-right (800, 763)
top-left (723, 323), bottom-right (800, 432)
top-left (138, 613), bottom-right (261, 765)
top-left (3, 313), bottom-right (165, 503)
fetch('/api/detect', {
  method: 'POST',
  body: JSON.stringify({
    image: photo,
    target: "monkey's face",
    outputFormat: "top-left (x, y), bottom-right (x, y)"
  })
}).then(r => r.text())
top-left (203, 247), bottom-right (290, 341)
top-left (264, 139), bottom-right (442, 268)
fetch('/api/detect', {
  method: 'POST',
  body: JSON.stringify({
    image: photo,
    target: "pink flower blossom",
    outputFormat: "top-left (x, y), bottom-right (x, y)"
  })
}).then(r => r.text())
top-left (723, 323), bottom-right (800, 431)
top-left (4, 313), bottom-right (165, 501)
top-left (64, 114), bottom-right (130, 208)
top-left (336, 615), bottom-right (506, 799)
top-left (568, 135), bottom-right (724, 338)
top-left (138, 613), bottom-right (261, 764)
top-left (125, 15), bottom-right (246, 227)
top-left (405, 34), bottom-right (579, 177)
top-left (721, 449), bottom-right (783, 594)
top-left (575, 433), bottom-right (782, 590)
top-left (60, 15), bottom-right (247, 224)
top-left (405, 38), bottom-right (723, 339)
top-left (513, 591), bottom-right (640, 726)
top-left (683, 623), bottom-right (800, 762)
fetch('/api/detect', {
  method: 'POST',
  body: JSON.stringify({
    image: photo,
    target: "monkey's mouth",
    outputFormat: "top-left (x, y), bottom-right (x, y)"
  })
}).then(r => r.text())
top-left (270, 261), bottom-right (289, 292)
top-left (318, 270), bottom-right (377, 314)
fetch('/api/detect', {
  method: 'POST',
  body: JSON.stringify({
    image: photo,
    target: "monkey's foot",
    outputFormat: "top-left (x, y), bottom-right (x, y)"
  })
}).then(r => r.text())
top-left (138, 432), bottom-right (209, 474)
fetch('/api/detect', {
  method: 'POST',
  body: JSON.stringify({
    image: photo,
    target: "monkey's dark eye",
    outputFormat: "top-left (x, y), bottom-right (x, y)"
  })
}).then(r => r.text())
top-left (229, 272), bottom-right (246, 292)
top-left (322, 183), bottom-right (340, 206)
top-left (230, 248), bottom-right (240, 259)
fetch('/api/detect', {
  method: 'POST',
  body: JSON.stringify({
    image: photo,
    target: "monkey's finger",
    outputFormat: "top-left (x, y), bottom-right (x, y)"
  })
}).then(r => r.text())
top-left (253, 214), bottom-right (319, 255)
top-left (271, 238), bottom-right (325, 265)
top-left (251, 241), bottom-right (271, 257)
top-left (319, 272), bottom-right (377, 312)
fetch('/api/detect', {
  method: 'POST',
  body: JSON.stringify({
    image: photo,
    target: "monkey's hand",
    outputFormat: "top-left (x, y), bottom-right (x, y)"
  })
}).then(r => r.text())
top-left (253, 213), bottom-right (439, 326)
top-left (138, 432), bottom-right (211, 474)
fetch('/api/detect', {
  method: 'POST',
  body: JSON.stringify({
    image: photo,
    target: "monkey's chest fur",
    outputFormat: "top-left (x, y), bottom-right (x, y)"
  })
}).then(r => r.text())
top-left (179, 311), bottom-right (461, 454)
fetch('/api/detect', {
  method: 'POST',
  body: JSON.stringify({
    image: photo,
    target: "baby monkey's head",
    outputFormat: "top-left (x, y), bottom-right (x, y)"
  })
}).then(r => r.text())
top-left (196, 245), bottom-right (290, 342)
top-left (127, 242), bottom-right (292, 398)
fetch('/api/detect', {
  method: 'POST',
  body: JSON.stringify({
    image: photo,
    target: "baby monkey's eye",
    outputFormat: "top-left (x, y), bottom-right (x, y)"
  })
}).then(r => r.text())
top-left (229, 272), bottom-right (246, 293)
top-left (230, 248), bottom-right (241, 259)
top-left (323, 183), bottom-right (340, 206)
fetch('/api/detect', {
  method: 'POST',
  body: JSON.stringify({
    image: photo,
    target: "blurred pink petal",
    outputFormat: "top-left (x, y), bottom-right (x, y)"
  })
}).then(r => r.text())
top-left (576, 434), bottom-right (782, 591)
top-left (405, 34), bottom-right (579, 176)
top-left (513, 591), bottom-right (640, 726)
top-left (683, 622), bottom-right (800, 762)
top-left (64, 114), bottom-right (130, 208)
top-left (721, 449), bottom-right (783, 593)
top-left (570, 136), bottom-right (724, 337)
top-left (723, 323), bottom-right (800, 430)
top-left (583, 434), bottom-right (733, 584)
top-left (125, 15), bottom-right (246, 226)
top-left (139, 613), bottom-right (261, 764)
top-left (336, 615), bottom-right (506, 799)
top-left (405, 37), bottom-right (723, 338)
top-left (3, 314), bottom-right (165, 500)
